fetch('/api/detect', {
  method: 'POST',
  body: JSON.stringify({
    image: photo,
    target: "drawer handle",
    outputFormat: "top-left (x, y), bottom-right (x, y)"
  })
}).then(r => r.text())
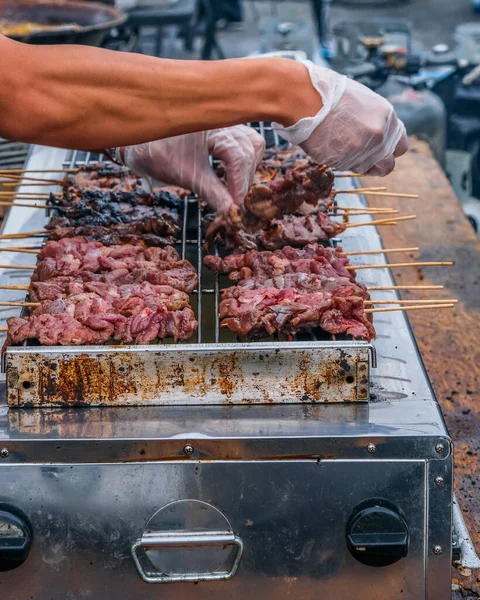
top-left (131, 530), bottom-right (244, 583)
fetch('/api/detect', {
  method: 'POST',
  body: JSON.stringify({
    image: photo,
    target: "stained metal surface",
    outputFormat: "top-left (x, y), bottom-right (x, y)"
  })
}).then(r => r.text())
top-left (6, 343), bottom-right (373, 407)
top-left (0, 459), bottom-right (452, 600)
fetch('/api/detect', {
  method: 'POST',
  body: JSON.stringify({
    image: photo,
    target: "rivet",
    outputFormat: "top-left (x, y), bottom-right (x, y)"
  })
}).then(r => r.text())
top-left (435, 476), bottom-right (444, 486)
top-left (183, 444), bottom-right (194, 456)
top-left (433, 545), bottom-right (443, 555)
top-left (367, 443), bottom-right (377, 454)
top-left (435, 443), bottom-right (445, 454)
top-left (0, 448), bottom-right (9, 458)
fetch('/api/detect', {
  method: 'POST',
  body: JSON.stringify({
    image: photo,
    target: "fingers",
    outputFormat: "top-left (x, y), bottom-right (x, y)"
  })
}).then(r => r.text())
top-left (394, 126), bottom-right (409, 158)
top-left (196, 169), bottom-right (235, 215)
top-left (237, 125), bottom-right (266, 166)
top-left (208, 127), bottom-right (263, 206)
top-left (365, 155), bottom-right (395, 177)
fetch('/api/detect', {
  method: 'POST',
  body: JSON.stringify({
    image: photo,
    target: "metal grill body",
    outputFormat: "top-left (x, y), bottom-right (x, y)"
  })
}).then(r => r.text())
top-left (0, 141), bottom-right (476, 600)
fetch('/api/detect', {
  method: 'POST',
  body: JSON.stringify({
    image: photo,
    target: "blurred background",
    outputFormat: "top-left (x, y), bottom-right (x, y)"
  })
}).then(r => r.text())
top-left (0, 0), bottom-right (479, 233)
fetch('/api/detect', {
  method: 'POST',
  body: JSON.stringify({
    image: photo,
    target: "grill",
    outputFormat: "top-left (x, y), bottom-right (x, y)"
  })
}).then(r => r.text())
top-left (2, 135), bottom-right (383, 407)
top-left (0, 136), bottom-right (478, 600)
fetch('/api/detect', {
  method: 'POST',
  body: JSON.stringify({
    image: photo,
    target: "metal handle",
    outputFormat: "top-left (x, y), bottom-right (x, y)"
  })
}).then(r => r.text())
top-left (131, 530), bottom-right (244, 584)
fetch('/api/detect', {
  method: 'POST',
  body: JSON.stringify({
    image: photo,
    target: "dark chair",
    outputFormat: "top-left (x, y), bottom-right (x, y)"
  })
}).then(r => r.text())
top-left (125, 0), bottom-right (224, 59)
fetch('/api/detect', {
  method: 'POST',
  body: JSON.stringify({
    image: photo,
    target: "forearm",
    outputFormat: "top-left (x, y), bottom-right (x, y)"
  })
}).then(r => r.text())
top-left (0, 36), bottom-right (321, 150)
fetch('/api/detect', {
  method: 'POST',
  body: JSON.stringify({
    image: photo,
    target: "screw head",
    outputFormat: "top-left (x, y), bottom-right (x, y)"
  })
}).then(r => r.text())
top-left (367, 443), bottom-right (377, 454)
top-left (433, 545), bottom-right (443, 555)
top-left (435, 476), bottom-right (444, 486)
top-left (0, 448), bottom-right (9, 458)
top-left (183, 444), bottom-right (194, 456)
top-left (435, 443), bottom-right (445, 454)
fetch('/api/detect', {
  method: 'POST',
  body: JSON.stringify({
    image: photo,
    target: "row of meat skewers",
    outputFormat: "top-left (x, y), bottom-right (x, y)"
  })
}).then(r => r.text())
top-left (0, 146), bottom-right (455, 346)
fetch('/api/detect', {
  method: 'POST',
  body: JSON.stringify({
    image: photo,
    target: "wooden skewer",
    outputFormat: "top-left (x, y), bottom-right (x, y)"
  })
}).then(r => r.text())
top-left (0, 327), bottom-right (7, 332)
top-left (367, 285), bottom-right (444, 290)
top-left (0, 168), bottom-right (78, 174)
top-left (337, 190), bottom-right (419, 199)
top-left (0, 201), bottom-right (49, 209)
top-left (2, 182), bottom-right (59, 187)
top-left (363, 191), bottom-right (419, 199)
top-left (334, 173), bottom-right (365, 178)
top-left (365, 303), bottom-right (455, 314)
top-left (0, 231), bottom-right (47, 240)
top-left (345, 215), bottom-right (416, 228)
top-left (333, 187), bottom-right (387, 194)
top-left (365, 299), bottom-right (458, 305)
top-left (0, 197), bottom-right (53, 202)
top-left (0, 191), bottom-right (52, 196)
top-left (0, 301), bottom-right (39, 308)
top-left (0, 247), bottom-right (38, 254)
top-left (0, 174), bottom-right (62, 184)
top-left (337, 209), bottom-right (398, 217)
top-left (0, 285), bottom-right (30, 291)
top-left (331, 205), bottom-right (398, 213)
top-left (342, 247), bottom-right (419, 256)
top-left (348, 261), bottom-right (453, 270)
top-left (0, 264), bottom-right (36, 270)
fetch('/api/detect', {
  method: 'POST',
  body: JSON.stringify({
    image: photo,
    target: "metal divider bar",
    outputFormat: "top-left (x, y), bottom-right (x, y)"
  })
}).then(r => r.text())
top-left (196, 197), bottom-right (203, 343)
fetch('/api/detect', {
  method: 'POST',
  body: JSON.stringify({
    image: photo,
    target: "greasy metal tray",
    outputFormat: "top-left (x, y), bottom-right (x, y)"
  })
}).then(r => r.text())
top-left (3, 134), bottom-right (377, 407)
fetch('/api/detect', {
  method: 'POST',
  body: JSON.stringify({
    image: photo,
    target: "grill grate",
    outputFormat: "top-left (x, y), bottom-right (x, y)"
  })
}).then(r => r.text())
top-left (62, 128), bottom-right (347, 348)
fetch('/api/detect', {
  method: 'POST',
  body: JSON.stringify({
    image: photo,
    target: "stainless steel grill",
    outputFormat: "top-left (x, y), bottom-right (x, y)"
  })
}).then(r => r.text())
top-left (0, 131), bottom-right (432, 407)
top-left (2, 138), bottom-right (480, 600)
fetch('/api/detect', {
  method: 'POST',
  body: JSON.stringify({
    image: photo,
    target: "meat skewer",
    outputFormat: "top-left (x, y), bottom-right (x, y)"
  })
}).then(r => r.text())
top-left (364, 298), bottom-right (458, 305)
top-left (338, 190), bottom-right (419, 199)
top-left (0, 301), bottom-right (40, 307)
top-left (368, 285), bottom-right (444, 290)
top-left (347, 261), bottom-right (453, 270)
top-left (0, 173), bottom-right (62, 184)
top-left (345, 215), bottom-right (416, 228)
top-left (366, 304), bottom-right (455, 313)
top-left (0, 201), bottom-right (50, 209)
top-left (342, 247), bottom-right (419, 256)
top-left (0, 264), bottom-right (36, 270)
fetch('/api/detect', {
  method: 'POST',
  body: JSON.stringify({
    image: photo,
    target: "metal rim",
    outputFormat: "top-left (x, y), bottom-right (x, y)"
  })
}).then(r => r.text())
top-left (0, 0), bottom-right (127, 40)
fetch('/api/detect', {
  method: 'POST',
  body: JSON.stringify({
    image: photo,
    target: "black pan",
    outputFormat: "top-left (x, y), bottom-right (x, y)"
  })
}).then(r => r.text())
top-left (0, 0), bottom-right (126, 46)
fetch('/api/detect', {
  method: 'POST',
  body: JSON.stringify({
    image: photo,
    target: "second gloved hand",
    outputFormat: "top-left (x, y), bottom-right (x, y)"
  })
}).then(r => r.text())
top-left (272, 60), bottom-right (408, 176)
top-left (123, 125), bottom-right (265, 214)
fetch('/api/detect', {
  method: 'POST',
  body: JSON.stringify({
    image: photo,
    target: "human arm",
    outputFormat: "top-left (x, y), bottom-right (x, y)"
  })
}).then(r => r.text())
top-left (0, 34), bottom-right (321, 151)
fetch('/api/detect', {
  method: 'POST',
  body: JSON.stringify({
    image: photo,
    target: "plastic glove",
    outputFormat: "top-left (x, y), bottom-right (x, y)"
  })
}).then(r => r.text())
top-left (272, 60), bottom-right (408, 176)
top-left (124, 125), bottom-right (265, 214)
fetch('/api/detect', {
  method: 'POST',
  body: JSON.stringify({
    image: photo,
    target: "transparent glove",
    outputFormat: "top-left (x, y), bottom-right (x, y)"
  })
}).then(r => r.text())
top-left (124, 125), bottom-right (265, 213)
top-left (272, 60), bottom-right (408, 176)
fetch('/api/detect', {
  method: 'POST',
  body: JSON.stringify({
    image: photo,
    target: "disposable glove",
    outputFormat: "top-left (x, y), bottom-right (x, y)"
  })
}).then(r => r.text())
top-left (124, 125), bottom-right (265, 214)
top-left (272, 60), bottom-right (408, 176)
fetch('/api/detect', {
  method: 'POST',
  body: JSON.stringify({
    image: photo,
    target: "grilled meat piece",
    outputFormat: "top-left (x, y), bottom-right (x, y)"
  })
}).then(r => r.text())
top-left (245, 161), bottom-right (334, 219)
top-left (218, 286), bottom-right (374, 341)
top-left (262, 147), bottom-right (309, 170)
top-left (204, 244), bottom-right (354, 283)
top-left (46, 203), bottom-right (180, 237)
top-left (47, 227), bottom-right (176, 248)
top-left (7, 305), bottom-right (198, 346)
top-left (29, 279), bottom-right (189, 312)
top-left (63, 163), bottom-right (141, 193)
top-left (205, 207), bottom-right (345, 252)
top-left (210, 245), bottom-right (374, 341)
top-left (35, 240), bottom-right (198, 293)
top-left (51, 187), bottom-right (184, 209)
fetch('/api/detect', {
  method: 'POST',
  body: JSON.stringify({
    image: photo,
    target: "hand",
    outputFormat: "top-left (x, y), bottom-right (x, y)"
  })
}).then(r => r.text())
top-left (272, 61), bottom-right (408, 176)
top-left (123, 125), bottom-right (265, 213)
